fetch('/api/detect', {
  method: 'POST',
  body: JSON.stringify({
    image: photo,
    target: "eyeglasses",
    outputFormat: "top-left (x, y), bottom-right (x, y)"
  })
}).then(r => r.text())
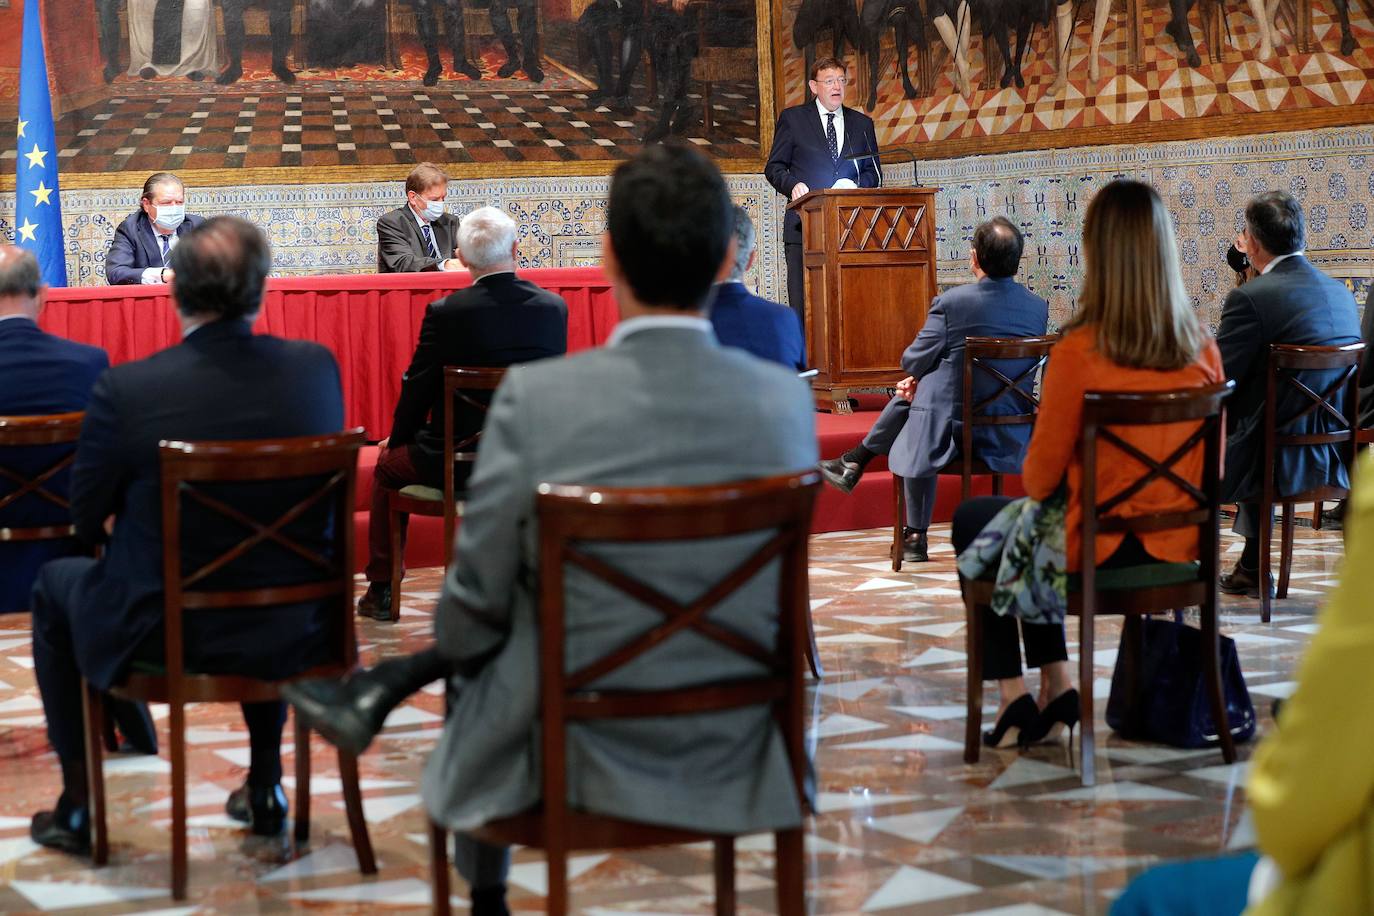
top-left (814, 77), bottom-right (847, 87)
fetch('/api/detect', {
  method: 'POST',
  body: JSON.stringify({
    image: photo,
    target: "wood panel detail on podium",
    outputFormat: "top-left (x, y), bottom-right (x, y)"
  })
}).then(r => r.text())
top-left (790, 187), bottom-right (939, 413)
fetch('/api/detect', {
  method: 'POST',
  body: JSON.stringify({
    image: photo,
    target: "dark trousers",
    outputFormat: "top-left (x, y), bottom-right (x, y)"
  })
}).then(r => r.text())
top-left (222, 0), bottom-right (294, 66)
top-left (411, 0), bottom-right (469, 67)
top-left (953, 495), bottom-right (1158, 680)
top-left (578, 0), bottom-right (643, 97)
top-left (784, 240), bottom-right (804, 326)
top-left (96, 0), bottom-right (123, 73)
top-left (862, 395), bottom-right (939, 529)
top-left (490, 0), bottom-right (539, 67)
top-left (365, 444), bottom-right (424, 584)
top-left (31, 558), bottom-right (286, 796)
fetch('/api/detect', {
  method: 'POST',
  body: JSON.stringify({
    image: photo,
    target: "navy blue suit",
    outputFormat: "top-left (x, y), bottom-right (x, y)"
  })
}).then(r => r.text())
top-left (709, 281), bottom-right (807, 371)
top-left (0, 318), bottom-right (108, 614)
top-left (765, 102), bottom-right (881, 318)
top-left (860, 275), bottom-right (1049, 528)
top-left (1217, 255), bottom-right (1361, 536)
top-left (31, 320), bottom-right (344, 781)
top-left (104, 211), bottom-right (207, 285)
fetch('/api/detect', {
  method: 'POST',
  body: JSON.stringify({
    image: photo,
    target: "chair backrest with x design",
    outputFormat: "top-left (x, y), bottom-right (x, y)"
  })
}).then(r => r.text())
top-left (0, 412), bottom-right (85, 545)
top-left (955, 335), bottom-right (1057, 492)
top-left (1262, 343), bottom-right (1364, 506)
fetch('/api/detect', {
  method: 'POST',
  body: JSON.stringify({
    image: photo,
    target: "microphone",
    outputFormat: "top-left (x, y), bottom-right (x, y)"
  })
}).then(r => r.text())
top-left (849, 147), bottom-right (921, 187)
top-left (843, 148), bottom-right (883, 189)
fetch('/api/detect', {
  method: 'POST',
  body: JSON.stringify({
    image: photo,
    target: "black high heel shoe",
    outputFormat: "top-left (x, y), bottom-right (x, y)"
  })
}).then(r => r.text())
top-left (983, 694), bottom-right (1039, 749)
top-left (1019, 688), bottom-right (1081, 748)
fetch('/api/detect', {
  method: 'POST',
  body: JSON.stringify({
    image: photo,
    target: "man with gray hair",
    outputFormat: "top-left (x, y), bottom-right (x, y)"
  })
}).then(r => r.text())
top-left (357, 206), bottom-right (569, 620)
top-left (709, 206), bottom-right (806, 371)
top-left (1217, 190), bottom-right (1360, 598)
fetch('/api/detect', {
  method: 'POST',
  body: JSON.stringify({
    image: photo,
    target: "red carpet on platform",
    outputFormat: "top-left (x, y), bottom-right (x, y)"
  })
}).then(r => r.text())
top-left (353, 401), bottom-right (1024, 573)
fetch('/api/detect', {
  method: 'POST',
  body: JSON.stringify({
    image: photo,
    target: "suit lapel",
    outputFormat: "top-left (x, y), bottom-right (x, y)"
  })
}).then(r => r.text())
top-left (801, 104), bottom-right (828, 158)
top-left (138, 215), bottom-right (161, 267)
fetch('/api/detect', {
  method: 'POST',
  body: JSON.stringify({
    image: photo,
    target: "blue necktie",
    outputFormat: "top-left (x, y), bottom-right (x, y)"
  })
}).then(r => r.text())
top-left (421, 224), bottom-right (440, 260)
top-left (159, 234), bottom-right (171, 267)
top-left (826, 112), bottom-right (838, 163)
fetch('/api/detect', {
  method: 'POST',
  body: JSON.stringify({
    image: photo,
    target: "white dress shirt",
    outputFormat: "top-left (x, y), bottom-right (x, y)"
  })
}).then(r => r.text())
top-left (141, 229), bottom-right (179, 285)
top-left (815, 98), bottom-right (844, 157)
top-left (1261, 250), bottom-right (1304, 275)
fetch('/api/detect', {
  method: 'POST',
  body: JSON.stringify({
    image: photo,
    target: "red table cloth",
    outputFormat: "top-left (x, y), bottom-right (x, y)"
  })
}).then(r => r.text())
top-left (39, 268), bottom-right (619, 439)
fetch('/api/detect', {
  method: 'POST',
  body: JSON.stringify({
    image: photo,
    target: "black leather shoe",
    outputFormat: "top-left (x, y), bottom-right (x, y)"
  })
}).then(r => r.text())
top-left (423, 62), bottom-right (442, 86)
top-left (31, 804), bottom-right (90, 855)
top-left (454, 59), bottom-right (482, 80)
top-left (524, 61), bottom-right (544, 82)
top-left (284, 650), bottom-right (446, 756)
top-left (983, 694), bottom-right (1038, 749)
top-left (272, 63), bottom-right (297, 84)
top-left (902, 527), bottom-right (928, 562)
top-left (497, 58), bottom-right (519, 78)
top-left (818, 456), bottom-right (863, 494)
top-left (1219, 561), bottom-right (1275, 599)
top-left (356, 582), bottom-right (393, 621)
top-left (215, 63), bottom-right (242, 85)
top-left (225, 782), bottom-right (288, 837)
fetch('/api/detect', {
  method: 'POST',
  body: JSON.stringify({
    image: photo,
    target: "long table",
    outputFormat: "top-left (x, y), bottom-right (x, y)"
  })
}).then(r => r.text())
top-left (39, 268), bottom-right (619, 439)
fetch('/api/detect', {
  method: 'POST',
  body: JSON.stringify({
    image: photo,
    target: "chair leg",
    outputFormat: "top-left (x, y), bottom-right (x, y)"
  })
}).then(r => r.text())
top-left (1312, 500), bottom-right (1323, 531)
top-left (338, 750), bottom-right (378, 874)
top-left (1200, 599), bottom-right (1237, 764)
top-left (293, 713), bottom-right (311, 843)
top-left (82, 683), bottom-right (110, 866)
top-left (431, 820), bottom-right (451, 916)
top-left (1259, 499), bottom-right (1274, 623)
top-left (547, 844), bottom-right (569, 916)
top-left (389, 503), bottom-right (404, 622)
top-left (991, 473), bottom-right (1003, 497)
top-left (170, 701), bottom-right (188, 900)
top-left (963, 586), bottom-right (984, 764)
top-left (804, 610), bottom-right (825, 680)
top-left (891, 475), bottom-right (905, 573)
top-left (713, 837), bottom-right (735, 916)
top-left (1078, 614), bottom-right (1096, 786)
top-left (774, 828), bottom-right (804, 914)
top-left (1278, 502), bottom-right (1295, 600)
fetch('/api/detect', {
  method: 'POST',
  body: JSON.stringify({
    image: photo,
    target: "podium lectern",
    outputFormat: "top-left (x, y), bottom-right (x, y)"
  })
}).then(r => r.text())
top-left (789, 187), bottom-right (939, 413)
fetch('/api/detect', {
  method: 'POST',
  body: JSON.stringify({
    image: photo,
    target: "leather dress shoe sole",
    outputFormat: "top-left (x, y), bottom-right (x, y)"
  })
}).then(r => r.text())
top-left (1218, 568), bottom-right (1275, 599)
top-left (282, 680), bottom-right (375, 757)
top-left (31, 810), bottom-right (91, 855)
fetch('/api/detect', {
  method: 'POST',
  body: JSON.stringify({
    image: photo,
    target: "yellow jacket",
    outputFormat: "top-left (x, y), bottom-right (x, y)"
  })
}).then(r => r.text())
top-left (1246, 452), bottom-right (1374, 915)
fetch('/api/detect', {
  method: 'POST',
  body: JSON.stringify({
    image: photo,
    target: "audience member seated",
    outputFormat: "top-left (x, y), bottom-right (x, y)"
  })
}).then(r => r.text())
top-left (708, 206), bottom-right (806, 371)
top-left (817, 217), bottom-right (1049, 562)
top-left (1112, 451), bottom-right (1374, 916)
top-left (285, 144), bottom-right (818, 916)
top-left (1357, 283), bottom-right (1374, 431)
top-left (376, 163), bottom-right (463, 273)
top-left (357, 206), bottom-right (568, 621)
top-left (1216, 191), bottom-right (1360, 599)
top-left (29, 217), bottom-right (346, 854)
top-left (104, 172), bottom-right (206, 285)
top-left (953, 180), bottom-right (1223, 749)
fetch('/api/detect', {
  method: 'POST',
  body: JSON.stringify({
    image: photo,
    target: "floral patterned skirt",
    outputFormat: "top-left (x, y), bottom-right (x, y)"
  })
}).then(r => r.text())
top-left (955, 489), bottom-right (1069, 626)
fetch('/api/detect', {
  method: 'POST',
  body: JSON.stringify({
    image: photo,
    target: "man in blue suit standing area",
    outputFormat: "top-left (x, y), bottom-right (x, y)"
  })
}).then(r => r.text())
top-left (710, 206), bottom-right (806, 371)
top-left (30, 217), bottom-right (346, 853)
top-left (817, 217), bottom-right (1049, 562)
top-left (104, 172), bottom-right (207, 285)
top-left (764, 56), bottom-right (881, 325)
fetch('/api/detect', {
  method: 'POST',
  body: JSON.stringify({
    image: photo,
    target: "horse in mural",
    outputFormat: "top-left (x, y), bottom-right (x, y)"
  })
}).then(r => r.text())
top-left (793, 0), bottom-right (862, 88)
top-left (858, 0), bottom-right (922, 109)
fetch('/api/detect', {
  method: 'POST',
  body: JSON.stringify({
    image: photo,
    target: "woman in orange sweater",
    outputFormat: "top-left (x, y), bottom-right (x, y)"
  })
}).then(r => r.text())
top-left (954, 179), bottom-right (1225, 749)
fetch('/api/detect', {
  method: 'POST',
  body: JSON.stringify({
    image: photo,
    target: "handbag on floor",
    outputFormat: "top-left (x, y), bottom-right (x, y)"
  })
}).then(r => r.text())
top-left (1106, 617), bottom-right (1256, 748)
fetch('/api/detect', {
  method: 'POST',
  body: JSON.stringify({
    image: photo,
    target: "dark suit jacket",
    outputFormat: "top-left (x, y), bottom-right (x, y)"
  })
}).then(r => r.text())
top-left (1358, 283), bottom-right (1374, 429)
top-left (709, 281), bottom-right (807, 371)
top-left (0, 319), bottom-right (108, 614)
top-left (1218, 255), bottom-right (1361, 504)
top-left (105, 210), bottom-right (207, 285)
top-left (65, 319), bottom-right (344, 690)
top-left (376, 206), bottom-right (461, 273)
top-left (764, 102), bottom-right (881, 244)
top-left (888, 276), bottom-right (1050, 479)
top-left (390, 272), bottom-right (568, 485)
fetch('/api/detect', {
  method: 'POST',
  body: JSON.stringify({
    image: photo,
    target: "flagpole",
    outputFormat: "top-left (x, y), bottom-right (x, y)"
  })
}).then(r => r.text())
top-left (15, 0), bottom-right (68, 287)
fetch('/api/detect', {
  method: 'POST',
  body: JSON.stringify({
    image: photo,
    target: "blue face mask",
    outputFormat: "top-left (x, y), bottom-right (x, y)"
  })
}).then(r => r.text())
top-left (154, 204), bottom-right (185, 231)
top-left (423, 198), bottom-right (445, 221)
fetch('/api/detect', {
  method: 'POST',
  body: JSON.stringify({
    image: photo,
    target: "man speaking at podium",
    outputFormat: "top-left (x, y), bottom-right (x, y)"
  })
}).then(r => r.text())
top-left (765, 56), bottom-right (881, 325)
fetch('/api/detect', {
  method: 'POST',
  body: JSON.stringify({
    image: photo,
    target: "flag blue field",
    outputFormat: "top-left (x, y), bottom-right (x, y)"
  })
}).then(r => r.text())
top-left (14, 0), bottom-right (67, 286)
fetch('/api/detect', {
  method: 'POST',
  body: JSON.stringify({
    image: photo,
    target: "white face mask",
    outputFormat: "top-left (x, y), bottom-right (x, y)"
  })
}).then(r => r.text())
top-left (422, 198), bottom-right (445, 222)
top-left (153, 204), bottom-right (185, 232)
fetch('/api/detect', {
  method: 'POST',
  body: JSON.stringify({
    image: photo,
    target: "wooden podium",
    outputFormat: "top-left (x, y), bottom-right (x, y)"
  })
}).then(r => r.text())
top-left (789, 187), bottom-right (939, 413)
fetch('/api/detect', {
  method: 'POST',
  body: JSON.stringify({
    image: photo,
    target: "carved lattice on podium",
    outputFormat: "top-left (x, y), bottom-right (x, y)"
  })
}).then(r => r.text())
top-left (836, 205), bottom-right (927, 252)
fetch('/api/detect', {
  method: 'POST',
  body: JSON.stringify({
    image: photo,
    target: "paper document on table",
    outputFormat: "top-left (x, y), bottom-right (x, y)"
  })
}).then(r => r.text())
top-left (831, 178), bottom-right (858, 189)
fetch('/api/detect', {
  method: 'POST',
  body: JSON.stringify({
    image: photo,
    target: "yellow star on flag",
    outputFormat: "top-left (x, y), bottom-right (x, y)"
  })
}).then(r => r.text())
top-left (23, 144), bottom-right (46, 169)
top-left (16, 219), bottom-right (38, 243)
top-left (17, 119), bottom-right (27, 140)
top-left (30, 181), bottom-right (53, 206)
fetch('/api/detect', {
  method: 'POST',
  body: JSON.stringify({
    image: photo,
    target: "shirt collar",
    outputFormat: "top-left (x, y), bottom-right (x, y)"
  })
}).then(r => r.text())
top-left (606, 315), bottom-right (713, 348)
top-left (411, 207), bottom-right (431, 229)
top-left (1261, 251), bottom-right (1304, 275)
top-left (475, 269), bottom-right (515, 283)
top-left (815, 98), bottom-right (841, 121)
top-left (0, 314), bottom-right (35, 324)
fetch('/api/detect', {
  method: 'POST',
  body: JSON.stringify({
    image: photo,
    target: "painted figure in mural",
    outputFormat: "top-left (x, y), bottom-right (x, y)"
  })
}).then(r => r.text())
top-left (218, 0), bottom-right (295, 83)
top-left (792, 0), bottom-right (861, 98)
top-left (928, 0), bottom-right (972, 96)
top-left (410, 0), bottom-right (483, 86)
top-left (1334, 0), bottom-right (1359, 55)
top-left (579, 0), bottom-right (645, 107)
top-left (126, 0), bottom-right (218, 80)
top-left (491, 0), bottom-right (544, 81)
top-left (858, 0), bottom-right (922, 110)
top-left (643, 0), bottom-right (701, 143)
top-left (305, 0), bottom-right (386, 69)
top-left (95, 0), bottom-right (124, 83)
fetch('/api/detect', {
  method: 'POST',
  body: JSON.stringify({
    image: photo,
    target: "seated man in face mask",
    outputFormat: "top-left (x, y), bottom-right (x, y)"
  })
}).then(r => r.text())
top-left (105, 173), bottom-right (207, 286)
top-left (377, 163), bottom-right (464, 274)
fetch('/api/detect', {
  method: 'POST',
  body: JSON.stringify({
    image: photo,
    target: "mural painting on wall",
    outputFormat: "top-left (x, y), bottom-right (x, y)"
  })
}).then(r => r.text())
top-left (774, 0), bottom-right (1374, 155)
top-left (16, 0), bottom-right (769, 177)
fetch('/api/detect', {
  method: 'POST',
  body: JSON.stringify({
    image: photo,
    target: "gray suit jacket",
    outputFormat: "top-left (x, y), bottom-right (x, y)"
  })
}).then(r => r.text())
top-left (888, 276), bottom-right (1049, 478)
top-left (420, 324), bottom-right (818, 834)
top-left (376, 206), bottom-right (460, 273)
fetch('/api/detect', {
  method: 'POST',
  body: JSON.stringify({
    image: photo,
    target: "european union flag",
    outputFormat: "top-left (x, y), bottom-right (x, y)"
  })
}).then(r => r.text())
top-left (14, 0), bottom-right (67, 286)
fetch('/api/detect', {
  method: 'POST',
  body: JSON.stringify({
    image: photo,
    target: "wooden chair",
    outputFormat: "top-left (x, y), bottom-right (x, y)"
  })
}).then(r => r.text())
top-left (81, 430), bottom-right (377, 900)
top-left (385, 366), bottom-right (505, 621)
top-left (961, 382), bottom-right (1237, 786)
top-left (429, 471), bottom-right (821, 915)
top-left (892, 336), bottom-right (1056, 572)
top-left (0, 411), bottom-right (84, 549)
top-left (1256, 343), bottom-right (1364, 622)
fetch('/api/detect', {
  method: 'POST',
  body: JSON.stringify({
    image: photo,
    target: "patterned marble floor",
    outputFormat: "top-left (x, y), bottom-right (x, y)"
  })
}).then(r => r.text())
top-left (0, 520), bottom-right (1340, 914)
